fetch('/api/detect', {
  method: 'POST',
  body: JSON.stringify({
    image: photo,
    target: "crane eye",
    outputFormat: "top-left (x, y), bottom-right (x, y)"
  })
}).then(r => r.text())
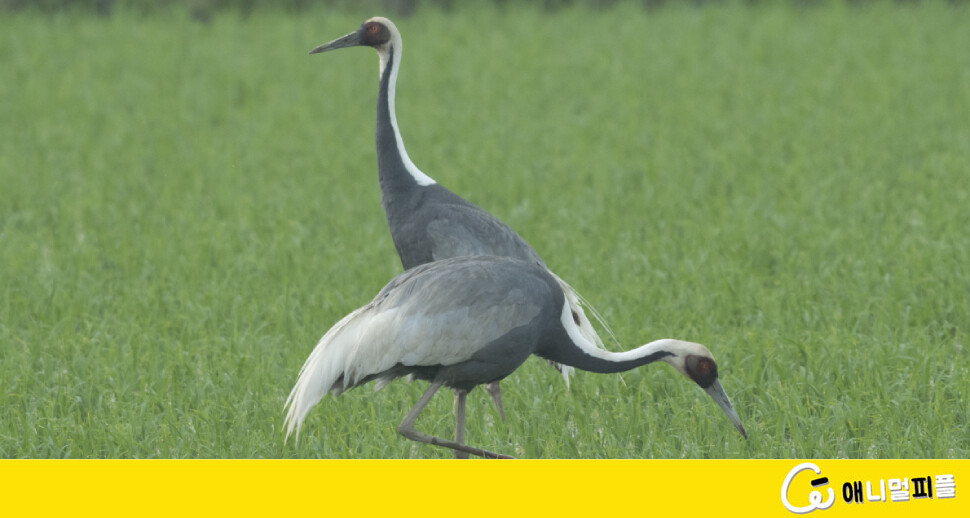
top-left (360, 21), bottom-right (390, 46)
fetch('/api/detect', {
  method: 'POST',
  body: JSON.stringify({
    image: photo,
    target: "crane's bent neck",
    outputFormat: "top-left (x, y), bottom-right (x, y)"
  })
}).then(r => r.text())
top-left (377, 42), bottom-right (436, 187)
top-left (551, 300), bottom-right (676, 374)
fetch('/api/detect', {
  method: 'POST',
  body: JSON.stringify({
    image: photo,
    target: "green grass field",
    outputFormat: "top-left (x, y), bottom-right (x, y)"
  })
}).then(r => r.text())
top-left (1, 2), bottom-right (968, 458)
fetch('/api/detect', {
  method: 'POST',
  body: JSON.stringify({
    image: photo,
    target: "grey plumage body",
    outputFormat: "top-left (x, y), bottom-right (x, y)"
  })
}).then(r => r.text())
top-left (383, 184), bottom-right (545, 269)
top-left (298, 257), bottom-right (560, 396)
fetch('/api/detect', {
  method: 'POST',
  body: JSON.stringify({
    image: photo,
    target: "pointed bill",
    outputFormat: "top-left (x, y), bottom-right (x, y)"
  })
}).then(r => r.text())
top-left (705, 379), bottom-right (747, 439)
top-left (310, 30), bottom-right (362, 54)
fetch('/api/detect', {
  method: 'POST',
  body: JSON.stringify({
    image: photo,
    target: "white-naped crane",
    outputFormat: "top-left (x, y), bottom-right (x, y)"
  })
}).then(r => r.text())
top-left (283, 256), bottom-right (747, 459)
top-left (308, 16), bottom-right (614, 426)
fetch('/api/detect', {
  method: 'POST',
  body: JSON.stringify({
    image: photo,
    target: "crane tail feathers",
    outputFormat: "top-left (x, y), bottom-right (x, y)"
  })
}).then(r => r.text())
top-left (283, 303), bottom-right (377, 442)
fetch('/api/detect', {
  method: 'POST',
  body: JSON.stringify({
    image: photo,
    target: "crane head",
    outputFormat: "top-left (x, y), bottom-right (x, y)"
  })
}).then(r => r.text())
top-left (310, 17), bottom-right (397, 55)
top-left (659, 340), bottom-right (748, 439)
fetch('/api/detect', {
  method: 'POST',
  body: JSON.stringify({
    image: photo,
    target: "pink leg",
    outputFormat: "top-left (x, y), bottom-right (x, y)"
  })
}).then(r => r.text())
top-left (454, 389), bottom-right (469, 459)
top-left (398, 381), bottom-right (514, 459)
top-left (486, 381), bottom-right (506, 422)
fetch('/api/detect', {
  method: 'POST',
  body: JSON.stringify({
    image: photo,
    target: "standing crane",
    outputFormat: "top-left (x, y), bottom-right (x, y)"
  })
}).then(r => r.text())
top-left (308, 16), bottom-right (611, 426)
top-left (284, 256), bottom-right (748, 459)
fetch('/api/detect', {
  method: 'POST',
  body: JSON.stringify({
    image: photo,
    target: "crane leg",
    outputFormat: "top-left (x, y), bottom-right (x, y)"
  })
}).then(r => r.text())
top-left (485, 381), bottom-right (506, 422)
top-left (454, 389), bottom-right (469, 459)
top-left (398, 381), bottom-right (513, 460)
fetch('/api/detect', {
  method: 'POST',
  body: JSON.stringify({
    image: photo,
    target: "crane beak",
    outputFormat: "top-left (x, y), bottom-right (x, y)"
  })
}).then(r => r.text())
top-left (705, 379), bottom-right (748, 439)
top-left (309, 30), bottom-right (363, 54)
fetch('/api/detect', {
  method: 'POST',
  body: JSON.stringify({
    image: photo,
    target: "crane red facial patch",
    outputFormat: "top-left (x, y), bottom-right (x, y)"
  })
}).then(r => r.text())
top-left (685, 354), bottom-right (718, 389)
top-left (361, 21), bottom-right (392, 47)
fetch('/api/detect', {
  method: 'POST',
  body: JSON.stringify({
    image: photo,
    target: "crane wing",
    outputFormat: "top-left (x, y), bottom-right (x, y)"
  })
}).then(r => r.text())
top-left (283, 257), bottom-right (550, 440)
top-left (426, 206), bottom-right (618, 386)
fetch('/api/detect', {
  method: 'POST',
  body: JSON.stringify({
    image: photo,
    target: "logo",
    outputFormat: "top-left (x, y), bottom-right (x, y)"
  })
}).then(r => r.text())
top-left (781, 462), bottom-right (956, 514)
top-left (781, 463), bottom-right (836, 514)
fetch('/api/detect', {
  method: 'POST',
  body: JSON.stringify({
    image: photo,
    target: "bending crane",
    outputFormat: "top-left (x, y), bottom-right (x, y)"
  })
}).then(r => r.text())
top-left (284, 256), bottom-right (747, 458)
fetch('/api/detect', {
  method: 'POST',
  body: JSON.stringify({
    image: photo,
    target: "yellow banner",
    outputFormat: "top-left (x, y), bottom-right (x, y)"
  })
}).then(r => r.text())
top-left (2, 460), bottom-right (966, 516)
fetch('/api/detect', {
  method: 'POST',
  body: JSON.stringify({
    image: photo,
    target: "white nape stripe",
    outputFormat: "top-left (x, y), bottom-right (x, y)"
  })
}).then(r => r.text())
top-left (550, 273), bottom-right (613, 348)
top-left (379, 24), bottom-right (436, 187)
top-left (559, 301), bottom-right (678, 364)
top-left (559, 300), bottom-right (618, 360)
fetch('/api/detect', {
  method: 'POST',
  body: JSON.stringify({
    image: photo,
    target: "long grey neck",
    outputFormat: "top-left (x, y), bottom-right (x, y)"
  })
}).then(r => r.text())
top-left (376, 46), bottom-right (435, 199)
top-left (546, 341), bottom-right (675, 374)
top-left (540, 302), bottom-right (676, 374)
